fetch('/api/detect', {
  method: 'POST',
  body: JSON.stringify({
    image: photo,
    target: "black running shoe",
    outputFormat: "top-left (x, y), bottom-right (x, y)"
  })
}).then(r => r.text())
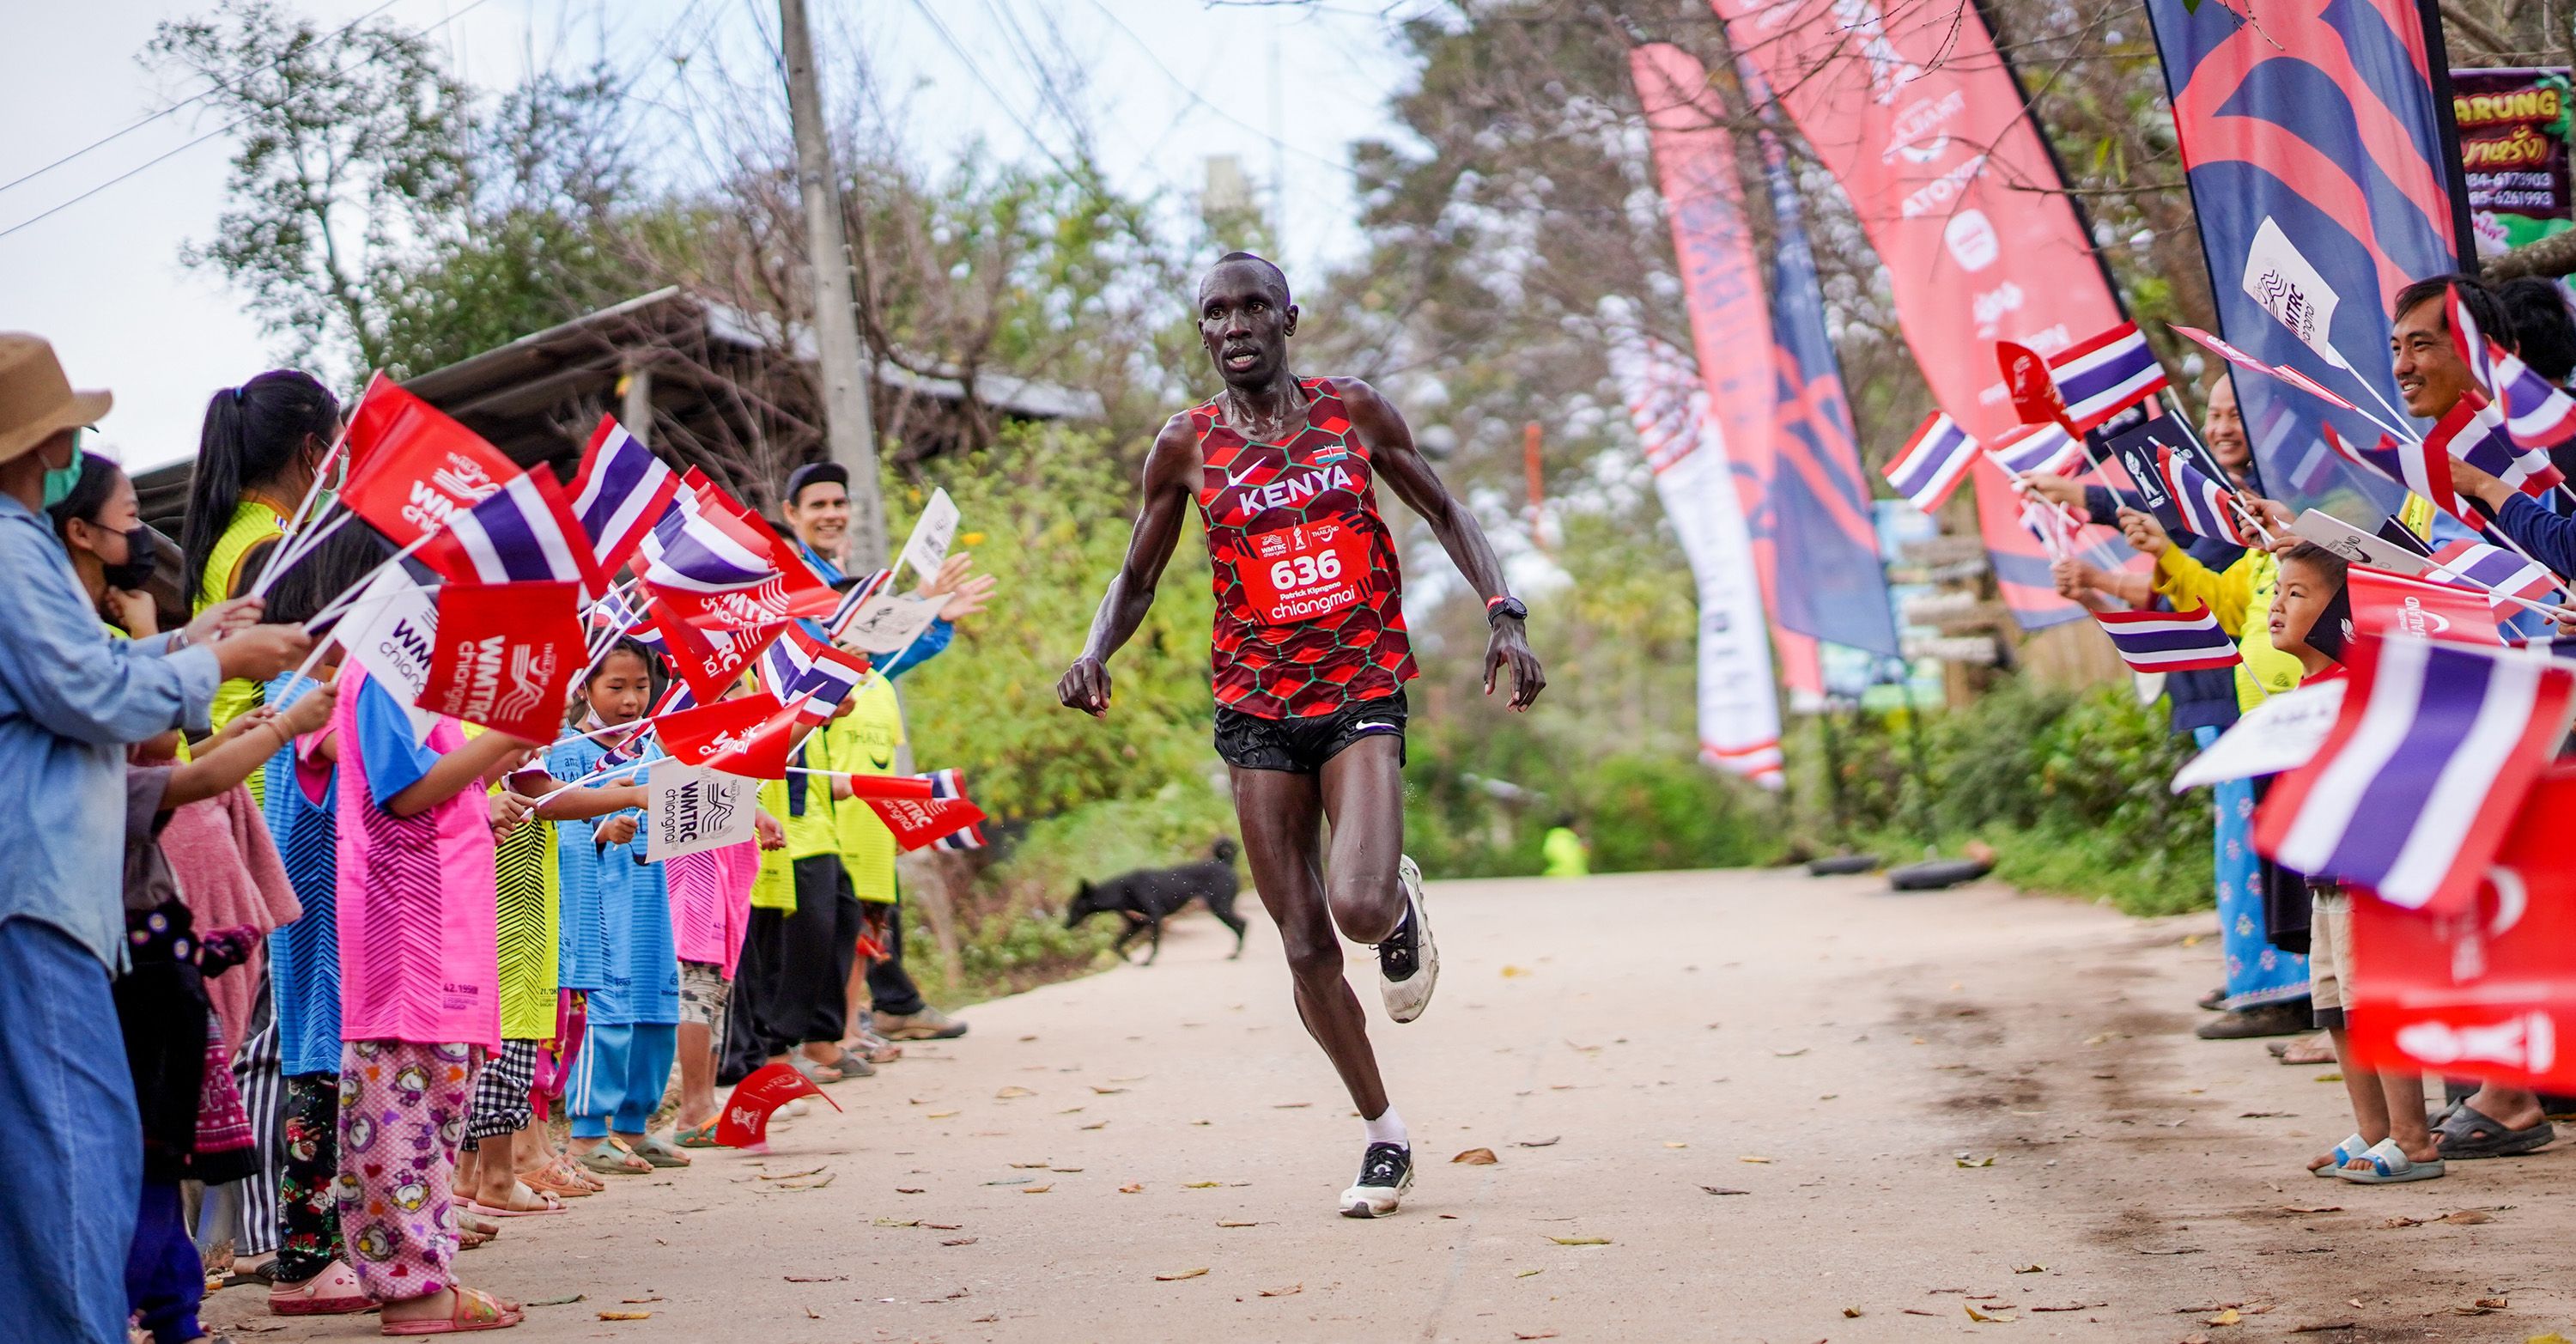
top-left (1340, 1141), bottom-right (1413, 1218)
top-left (1377, 856), bottom-right (1437, 1022)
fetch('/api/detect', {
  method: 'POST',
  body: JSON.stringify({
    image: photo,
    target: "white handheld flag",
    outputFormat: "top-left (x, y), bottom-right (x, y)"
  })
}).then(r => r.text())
top-left (646, 763), bottom-right (760, 861)
top-left (896, 489), bottom-right (961, 584)
top-left (836, 591), bottom-right (945, 656)
top-left (337, 565), bottom-right (441, 743)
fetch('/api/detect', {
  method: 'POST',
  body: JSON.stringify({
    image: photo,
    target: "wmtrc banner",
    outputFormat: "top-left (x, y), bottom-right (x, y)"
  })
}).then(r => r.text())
top-left (1710, 0), bottom-right (2128, 628)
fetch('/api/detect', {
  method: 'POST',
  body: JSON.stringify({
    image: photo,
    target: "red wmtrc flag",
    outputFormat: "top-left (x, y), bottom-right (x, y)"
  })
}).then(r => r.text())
top-left (653, 692), bottom-right (785, 769)
top-left (2347, 567), bottom-right (2504, 648)
top-left (864, 770), bottom-right (985, 850)
top-left (1997, 341), bottom-right (2068, 428)
top-left (648, 594), bottom-right (782, 705)
top-left (416, 581), bottom-right (583, 743)
top-left (713, 1061), bottom-right (841, 1150)
top-left (651, 569), bottom-right (840, 632)
top-left (338, 374), bottom-right (526, 547)
top-left (699, 695), bottom-right (808, 780)
top-left (2348, 768), bottom-right (2576, 1091)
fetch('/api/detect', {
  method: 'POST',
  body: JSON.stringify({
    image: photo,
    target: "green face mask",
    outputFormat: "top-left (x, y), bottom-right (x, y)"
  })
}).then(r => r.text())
top-left (39, 429), bottom-right (82, 508)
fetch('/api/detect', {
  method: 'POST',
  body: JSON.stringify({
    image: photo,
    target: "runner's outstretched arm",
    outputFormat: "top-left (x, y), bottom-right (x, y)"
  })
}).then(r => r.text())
top-left (1059, 414), bottom-right (1200, 717)
top-left (1338, 378), bottom-right (1546, 710)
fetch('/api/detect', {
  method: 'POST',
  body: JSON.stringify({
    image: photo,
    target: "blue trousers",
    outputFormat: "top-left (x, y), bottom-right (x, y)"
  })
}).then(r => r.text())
top-left (0, 917), bottom-right (142, 1344)
top-left (567, 1020), bottom-right (677, 1139)
top-left (125, 1180), bottom-right (202, 1344)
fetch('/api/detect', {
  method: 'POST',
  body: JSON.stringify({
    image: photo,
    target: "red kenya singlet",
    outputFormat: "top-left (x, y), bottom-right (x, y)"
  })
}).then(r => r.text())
top-left (1194, 379), bottom-right (1417, 719)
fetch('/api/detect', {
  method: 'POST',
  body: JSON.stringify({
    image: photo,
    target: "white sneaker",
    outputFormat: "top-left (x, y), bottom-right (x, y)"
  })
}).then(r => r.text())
top-left (1376, 855), bottom-right (1437, 1023)
top-left (1339, 1142), bottom-right (1414, 1218)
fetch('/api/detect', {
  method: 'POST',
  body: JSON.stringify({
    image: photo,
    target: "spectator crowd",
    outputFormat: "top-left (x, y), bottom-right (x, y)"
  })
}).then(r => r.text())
top-left (2039, 272), bottom-right (2576, 1187)
top-left (0, 335), bottom-right (991, 1342)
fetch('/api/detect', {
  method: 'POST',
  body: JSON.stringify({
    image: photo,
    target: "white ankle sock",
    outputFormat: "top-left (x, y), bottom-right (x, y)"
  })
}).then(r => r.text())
top-left (1363, 1105), bottom-right (1407, 1148)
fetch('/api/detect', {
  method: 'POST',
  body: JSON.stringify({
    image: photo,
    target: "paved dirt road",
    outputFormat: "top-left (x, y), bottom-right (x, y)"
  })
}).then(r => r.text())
top-left (210, 868), bottom-right (2576, 1342)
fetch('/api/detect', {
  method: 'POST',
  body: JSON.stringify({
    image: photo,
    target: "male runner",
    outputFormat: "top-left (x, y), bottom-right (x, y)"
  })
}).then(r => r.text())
top-left (1058, 252), bottom-right (1543, 1218)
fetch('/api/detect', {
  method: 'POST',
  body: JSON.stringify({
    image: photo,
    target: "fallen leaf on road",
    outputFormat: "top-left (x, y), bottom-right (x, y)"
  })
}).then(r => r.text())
top-left (1119, 1183), bottom-right (1143, 1194)
top-left (2136, 1246), bottom-right (2204, 1256)
top-left (1662, 1141), bottom-right (1688, 1149)
top-left (874, 1218), bottom-right (920, 1227)
top-left (1517, 1136), bottom-right (1561, 1147)
top-left (2451, 1298), bottom-right (2508, 1315)
top-left (1259, 1284), bottom-right (1302, 1298)
top-left (2314, 1073), bottom-right (2342, 1083)
top-left (2380, 1215), bottom-right (2423, 1229)
top-left (1698, 1186), bottom-right (1748, 1195)
top-left (2522, 1334), bottom-right (2571, 1343)
top-left (1737, 1155), bottom-right (1771, 1164)
top-left (1964, 1304), bottom-right (2014, 1323)
top-left (1081, 1122), bottom-right (1109, 1130)
top-left (943, 1237), bottom-right (978, 1246)
top-left (1058, 1107), bottom-right (1084, 1115)
top-left (1021, 1184), bottom-right (1053, 1194)
top-left (524, 1295), bottom-right (585, 1306)
top-left (1843, 1306), bottom-right (1862, 1317)
top-left (924, 1222), bottom-right (961, 1230)
top-left (995, 1086), bottom-right (1035, 1099)
top-left (1091, 1086), bottom-right (1126, 1095)
top-left (2439, 1209), bottom-right (2495, 1225)
top-left (2239, 1110), bottom-right (2292, 1118)
top-left (895, 1187), bottom-right (924, 1195)
top-left (774, 1173), bottom-right (833, 1190)
top-left (1546, 1236), bottom-right (1611, 1246)
top-left (620, 1296), bottom-right (662, 1304)
top-left (984, 1177), bottom-right (1032, 1186)
top-left (1453, 1148), bottom-right (1499, 1165)
top-left (1156, 1268), bottom-right (1209, 1281)
top-left (1517, 1269), bottom-right (1542, 1279)
top-left (1501, 964), bottom-right (1532, 977)
top-left (597, 1311), bottom-right (653, 1321)
top-left (1904, 1309), bottom-right (1938, 1317)
top-left (2029, 1304), bottom-right (2106, 1313)
top-left (1183, 1181), bottom-right (1224, 1189)
top-left (1218, 1219), bottom-right (1260, 1227)
top-left (1009, 1162), bottom-right (1051, 1169)
top-left (2013, 1264), bottom-right (2045, 1274)
top-left (783, 1275), bottom-right (845, 1284)
top-left (1052, 1166), bottom-right (1084, 1172)
top-left (2208, 1308), bottom-right (2243, 1325)
top-left (2284, 1205), bottom-right (2342, 1213)
top-left (1514, 1331), bottom-right (1558, 1340)
top-left (1773, 1048), bottom-right (1809, 1057)
top-left (1274, 1102), bottom-right (1311, 1109)
top-left (927, 1110), bottom-right (959, 1119)
top-left (1957, 1155), bottom-right (1996, 1168)
top-left (757, 1167), bottom-right (825, 1181)
top-left (2284, 1323), bottom-right (2356, 1334)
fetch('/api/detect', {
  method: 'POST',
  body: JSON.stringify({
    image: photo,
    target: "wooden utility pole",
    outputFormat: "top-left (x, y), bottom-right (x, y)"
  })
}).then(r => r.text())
top-left (779, 0), bottom-right (886, 564)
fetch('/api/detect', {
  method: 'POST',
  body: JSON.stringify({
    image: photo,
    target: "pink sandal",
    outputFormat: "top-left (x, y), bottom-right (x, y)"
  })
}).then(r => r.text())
top-left (380, 1285), bottom-right (523, 1335)
top-left (270, 1260), bottom-right (374, 1316)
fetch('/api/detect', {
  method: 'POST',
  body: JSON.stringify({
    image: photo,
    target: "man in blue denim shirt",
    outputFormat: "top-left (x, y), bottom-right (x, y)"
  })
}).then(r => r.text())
top-left (0, 336), bottom-right (311, 1344)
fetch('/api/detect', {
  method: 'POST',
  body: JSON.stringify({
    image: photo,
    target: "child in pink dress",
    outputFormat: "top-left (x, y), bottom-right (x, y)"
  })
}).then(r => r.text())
top-left (663, 824), bottom-right (777, 1144)
top-left (330, 665), bottom-right (533, 1335)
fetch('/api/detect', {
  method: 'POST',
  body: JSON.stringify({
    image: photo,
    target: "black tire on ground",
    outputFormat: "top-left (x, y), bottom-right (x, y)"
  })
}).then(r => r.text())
top-left (1886, 858), bottom-right (1994, 891)
top-left (1805, 854), bottom-right (1882, 877)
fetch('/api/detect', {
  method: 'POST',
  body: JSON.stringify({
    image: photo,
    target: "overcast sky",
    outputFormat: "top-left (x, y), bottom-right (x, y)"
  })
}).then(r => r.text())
top-left (1, 0), bottom-right (1431, 472)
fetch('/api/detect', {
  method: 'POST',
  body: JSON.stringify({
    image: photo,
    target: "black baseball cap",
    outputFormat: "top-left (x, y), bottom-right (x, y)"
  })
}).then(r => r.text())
top-left (782, 460), bottom-right (849, 506)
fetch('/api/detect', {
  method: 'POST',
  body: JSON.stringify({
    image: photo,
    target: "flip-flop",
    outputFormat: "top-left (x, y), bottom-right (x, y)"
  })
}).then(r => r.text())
top-left (547, 1157), bottom-right (607, 1192)
top-left (519, 1165), bottom-right (592, 1200)
top-left (672, 1120), bottom-right (724, 1149)
top-left (2433, 1103), bottom-right (2557, 1159)
top-left (467, 1183), bottom-right (566, 1218)
top-left (379, 1286), bottom-right (523, 1335)
top-left (2310, 1133), bottom-right (2369, 1177)
top-left (575, 1141), bottom-right (653, 1177)
top-left (628, 1133), bottom-right (693, 1168)
top-left (2334, 1136), bottom-right (2445, 1184)
top-left (788, 1056), bottom-right (842, 1086)
top-left (270, 1261), bottom-right (374, 1317)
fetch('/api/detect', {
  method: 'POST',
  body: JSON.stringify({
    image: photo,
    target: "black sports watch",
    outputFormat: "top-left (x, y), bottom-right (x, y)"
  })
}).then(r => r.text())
top-left (1485, 596), bottom-right (1528, 626)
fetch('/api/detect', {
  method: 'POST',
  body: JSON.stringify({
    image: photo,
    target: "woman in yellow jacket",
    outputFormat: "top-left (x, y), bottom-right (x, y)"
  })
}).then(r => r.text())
top-left (177, 372), bottom-right (342, 733)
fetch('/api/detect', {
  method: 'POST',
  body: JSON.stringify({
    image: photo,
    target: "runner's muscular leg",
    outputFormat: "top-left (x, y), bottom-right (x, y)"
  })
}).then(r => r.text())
top-left (1230, 764), bottom-right (1390, 1120)
top-left (1317, 735), bottom-right (1406, 945)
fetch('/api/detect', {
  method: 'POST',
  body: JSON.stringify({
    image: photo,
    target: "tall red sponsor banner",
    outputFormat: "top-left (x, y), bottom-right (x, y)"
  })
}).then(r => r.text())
top-left (1708, 0), bottom-right (2126, 627)
top-left (1629, 43), bottom-right (1825, 702)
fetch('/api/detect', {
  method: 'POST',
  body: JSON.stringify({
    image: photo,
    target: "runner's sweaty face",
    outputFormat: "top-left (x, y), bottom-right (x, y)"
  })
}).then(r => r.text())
top-left (1198, 261), bottom-right (1297, 390)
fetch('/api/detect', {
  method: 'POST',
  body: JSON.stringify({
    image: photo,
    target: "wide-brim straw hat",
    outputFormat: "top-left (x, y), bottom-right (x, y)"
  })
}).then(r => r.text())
top-left (0, 333), bottom-right (112, 464)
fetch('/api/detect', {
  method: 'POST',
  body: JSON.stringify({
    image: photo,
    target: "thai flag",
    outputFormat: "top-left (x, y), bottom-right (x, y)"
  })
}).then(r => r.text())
top-left (1883, 411), bottom-right (1979, 512)
top-left (789, 645), bottom-right (870, 724)
top-left (638, 490), bottom-right (776, 593)
top-left (570, 417), bottom-right (682, 578)
top-left (1988, 423), bottom-right (2083, 477)
top-left (2157, 445), bottom-right (2251, 545)
top-left (923, 769), bottom-right (986, 850)
top-left (419, 465), bottom-right (609, 600)
top-left (2049, 322), bottom-right (2170, 434)
top-left (2428, 539), bottom-right (2564, 608)
top-left (2170, 323), bottom-right (2273, 377)
top-left (2092, 602), bottom-right (2243, 672)
top-left (2431, 393), bottom-right (2564, 500)
top-left (2322, 424), bottom-right (2409, 490)
top-left (2255, 636), bottom-right (2576, 914)
top-left (761, 624), bottom-right (824, 700)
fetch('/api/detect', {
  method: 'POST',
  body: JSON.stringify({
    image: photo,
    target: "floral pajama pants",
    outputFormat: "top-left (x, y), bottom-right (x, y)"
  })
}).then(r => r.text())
top-left (273, 1073), bottom-right (345, 1285)
top-left (333, 1040), bottom-right (475, 1303)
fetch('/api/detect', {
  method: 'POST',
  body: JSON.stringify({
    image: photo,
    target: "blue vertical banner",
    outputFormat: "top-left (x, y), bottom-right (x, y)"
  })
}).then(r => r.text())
top-left (2144, 0), bottom-right (2475, 520)
top-left (1759, 135), bottom-right (1903, 658)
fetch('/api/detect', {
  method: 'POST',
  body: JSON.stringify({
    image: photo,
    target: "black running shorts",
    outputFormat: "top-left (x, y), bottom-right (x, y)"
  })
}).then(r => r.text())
top-left (1213, 690), bottom-right (1408, 775)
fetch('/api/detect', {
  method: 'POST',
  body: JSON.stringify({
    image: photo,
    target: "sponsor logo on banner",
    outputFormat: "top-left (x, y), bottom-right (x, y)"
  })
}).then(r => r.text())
top-left (417, 581), bottom-right (583, 742)
top-left (1886, 90), bottom-right (1965, 163)
top-left (1943, 210), bottom-right (2000, 271)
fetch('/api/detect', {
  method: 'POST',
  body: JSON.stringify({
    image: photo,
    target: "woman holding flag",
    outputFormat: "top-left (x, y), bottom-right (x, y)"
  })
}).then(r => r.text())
top-left (178, 370), bottom-right (342, 734)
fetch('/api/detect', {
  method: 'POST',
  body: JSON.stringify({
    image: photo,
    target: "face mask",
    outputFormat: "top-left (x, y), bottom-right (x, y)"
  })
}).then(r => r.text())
top-left (100, 526), bottom-right (159, 591)
top-left (39, 435), bottom-right (82, 508)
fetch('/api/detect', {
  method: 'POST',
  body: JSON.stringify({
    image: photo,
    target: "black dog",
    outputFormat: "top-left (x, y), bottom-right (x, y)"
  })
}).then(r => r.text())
top-left (1065, 839), bottom-right (1248, 964)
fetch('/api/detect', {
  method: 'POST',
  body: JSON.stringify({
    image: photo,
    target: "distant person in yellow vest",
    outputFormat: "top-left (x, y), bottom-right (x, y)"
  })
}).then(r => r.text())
top-left (1541, 813), bottom-right (1588, 879)
top-left (178, 371), bottom-right (342, 733)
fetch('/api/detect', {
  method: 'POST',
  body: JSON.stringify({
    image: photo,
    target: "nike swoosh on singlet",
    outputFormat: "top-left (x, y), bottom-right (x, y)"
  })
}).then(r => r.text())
top-left (1220, 455), bottom-right (1269, 490)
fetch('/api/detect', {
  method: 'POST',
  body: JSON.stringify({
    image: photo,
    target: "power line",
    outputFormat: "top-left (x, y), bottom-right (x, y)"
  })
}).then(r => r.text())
top-left (1077, 0), bottom-right (1350, 173)
top-left (0, 0), bottom-right (407, 199)
top-left (897, 0), bottom-right (1085, 180)
top-left (0, 0), bottom-right (498, 241)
